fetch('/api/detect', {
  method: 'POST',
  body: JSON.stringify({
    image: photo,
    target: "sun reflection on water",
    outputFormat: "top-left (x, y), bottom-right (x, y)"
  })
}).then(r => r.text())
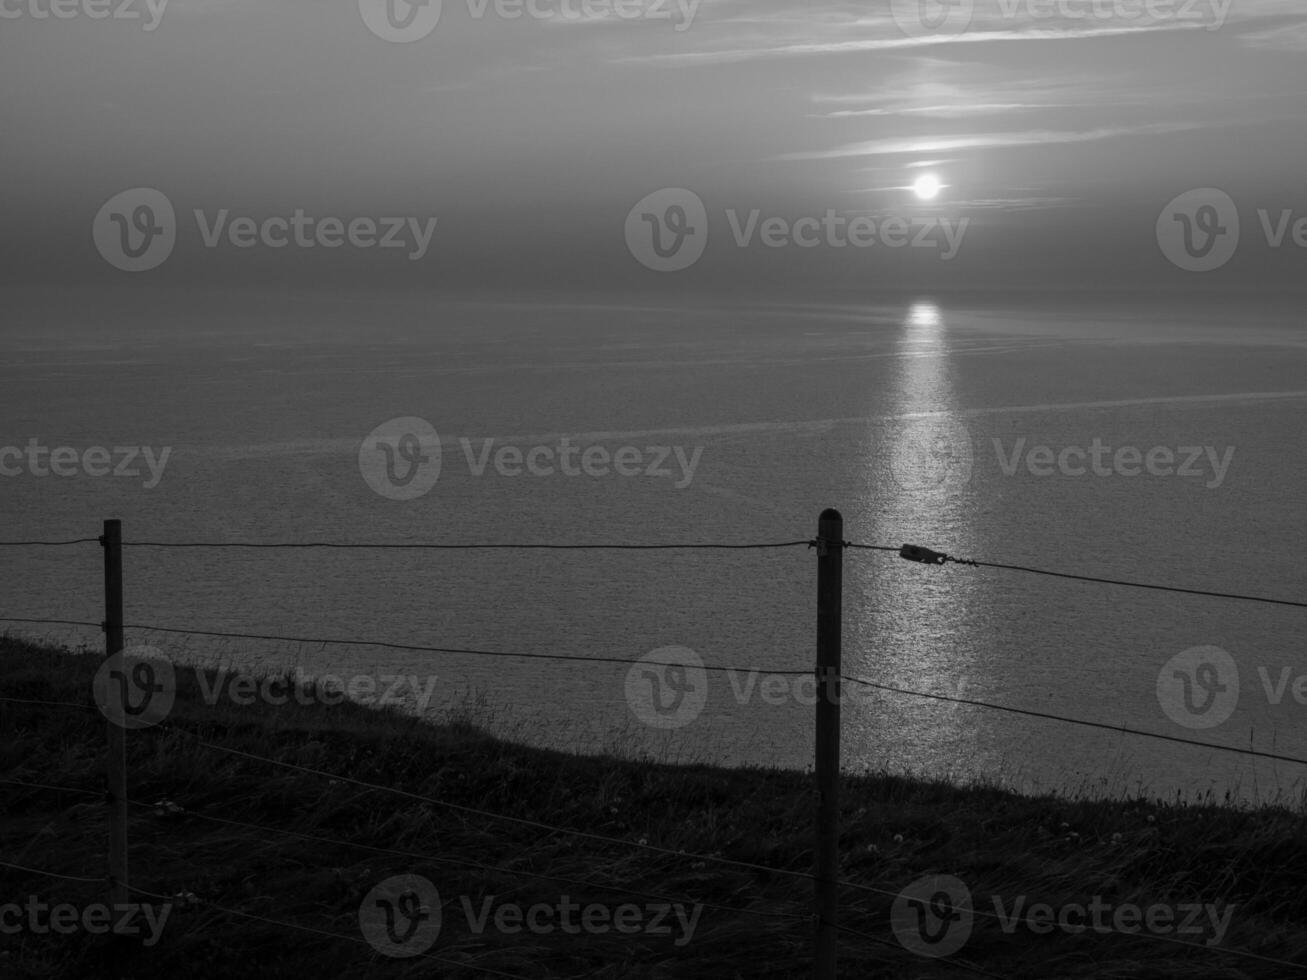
top-left (845, 300), bottom-right (994, 781)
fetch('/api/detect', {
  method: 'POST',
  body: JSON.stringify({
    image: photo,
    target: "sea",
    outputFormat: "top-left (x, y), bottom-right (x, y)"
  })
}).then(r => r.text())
top-left (3, 286), bottom-right (1305, 804)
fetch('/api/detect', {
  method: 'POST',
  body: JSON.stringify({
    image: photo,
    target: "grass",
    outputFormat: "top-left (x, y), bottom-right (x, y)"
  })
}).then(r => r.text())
top-left (2, 635), bottom-right (1307, 979)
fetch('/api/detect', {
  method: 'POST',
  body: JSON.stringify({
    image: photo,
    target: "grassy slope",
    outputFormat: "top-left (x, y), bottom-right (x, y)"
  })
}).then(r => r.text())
top-left (2, 637), bottom-right (1306, 979)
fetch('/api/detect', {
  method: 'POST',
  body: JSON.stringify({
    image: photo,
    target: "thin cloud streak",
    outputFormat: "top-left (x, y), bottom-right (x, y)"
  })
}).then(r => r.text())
top-left (774, 122), bottom-right (1206, 160)
top-left (1241, 21), bottom-right (1307, 50)
top-left (813, 102), bottom-right (1086, 119)
top-left (608, 22), bottom-right (1203, 67)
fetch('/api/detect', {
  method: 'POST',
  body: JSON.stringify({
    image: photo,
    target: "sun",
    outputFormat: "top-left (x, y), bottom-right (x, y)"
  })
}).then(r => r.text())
top-left (912, 174), bottom-right (942, 201)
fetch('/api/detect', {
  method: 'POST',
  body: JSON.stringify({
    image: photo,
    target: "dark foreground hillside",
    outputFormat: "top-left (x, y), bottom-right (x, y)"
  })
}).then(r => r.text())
top-left (2, 637), bottom-right (1305, 979)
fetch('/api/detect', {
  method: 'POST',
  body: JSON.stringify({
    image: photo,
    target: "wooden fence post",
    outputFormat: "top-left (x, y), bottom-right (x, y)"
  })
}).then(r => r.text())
top-left (101, 519), bottom-right (129, 911)
top-left (814, 508), bottom-right (843, 979)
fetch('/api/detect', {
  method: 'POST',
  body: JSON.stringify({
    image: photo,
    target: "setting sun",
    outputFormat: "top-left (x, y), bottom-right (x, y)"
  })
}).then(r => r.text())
top-left (912, 173), bottom-right (942, 200)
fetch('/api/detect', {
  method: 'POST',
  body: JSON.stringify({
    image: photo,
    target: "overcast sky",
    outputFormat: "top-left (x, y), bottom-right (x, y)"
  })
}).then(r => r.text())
top-left (3, 0), bottom-right (1305, 296)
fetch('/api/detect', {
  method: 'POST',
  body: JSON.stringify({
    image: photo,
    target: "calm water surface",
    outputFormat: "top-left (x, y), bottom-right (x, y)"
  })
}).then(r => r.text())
top-left (3, 289), bottom-right (1305, 803)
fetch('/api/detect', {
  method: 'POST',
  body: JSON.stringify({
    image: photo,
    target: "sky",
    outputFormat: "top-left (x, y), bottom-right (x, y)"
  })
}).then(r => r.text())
top-left (2, 0), bottom-right (1305, 298)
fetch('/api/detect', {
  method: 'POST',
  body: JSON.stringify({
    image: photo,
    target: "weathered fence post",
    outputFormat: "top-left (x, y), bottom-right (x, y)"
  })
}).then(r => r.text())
top-left (814, 508), bottom-right (843, 979)
top-left (101, 519), bottom-right (129, 911)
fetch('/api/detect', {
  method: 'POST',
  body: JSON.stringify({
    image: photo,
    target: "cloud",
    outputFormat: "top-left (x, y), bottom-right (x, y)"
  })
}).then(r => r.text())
top-left (774, 121), bottom-right (1205, 160)
top-left (1240, 20), bottom-right (1307, 50)
top-left (814, 101), bottom-right (1084, 119)
top-left (607, 21), bottom-right (1205, 68)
